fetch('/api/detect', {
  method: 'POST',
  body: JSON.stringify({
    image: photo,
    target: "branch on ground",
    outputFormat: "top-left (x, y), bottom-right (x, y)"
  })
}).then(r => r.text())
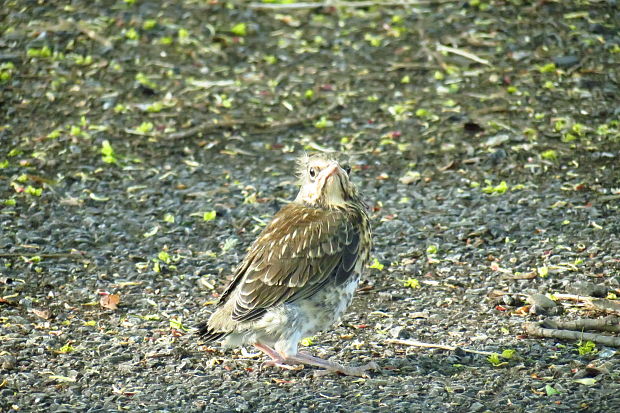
top-left (524, 321), bottom-right (620, 347)
top-left (385, 338), bottom-right (496, 356)
top-left (554, 293), bottom-right (620, 315)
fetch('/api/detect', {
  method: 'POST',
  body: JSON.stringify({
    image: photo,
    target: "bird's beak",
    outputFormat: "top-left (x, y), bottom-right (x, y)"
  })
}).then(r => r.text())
top-left (318, 163), bottom-right (342, 186)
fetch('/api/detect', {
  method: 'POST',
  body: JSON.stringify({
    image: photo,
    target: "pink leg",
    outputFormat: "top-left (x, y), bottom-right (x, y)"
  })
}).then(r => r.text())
top-left (253, 343), bottom-right (303, 371)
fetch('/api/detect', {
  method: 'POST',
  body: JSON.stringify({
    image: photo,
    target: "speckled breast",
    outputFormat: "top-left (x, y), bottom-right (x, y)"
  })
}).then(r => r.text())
top-left (296, 275), bottom-right (361, 337)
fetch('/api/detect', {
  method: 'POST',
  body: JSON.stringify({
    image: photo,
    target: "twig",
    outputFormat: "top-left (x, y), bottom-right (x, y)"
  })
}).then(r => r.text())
top-left (524, 323), bottom-right (620, 347)
top-left (167, 101), bottom-right (340, 140)
top-left (554, 294), bottom-right (620, 315)
top-left (248, 1), bottom-right (443, 10)
top-left (543, 317), bottom-right (620, 333)
top-left (0, 252), bottom-right (87, 259)
top-left (385, 339), bottom-right (496, 356)
top-left (436, 44), bottom-right (491, 66)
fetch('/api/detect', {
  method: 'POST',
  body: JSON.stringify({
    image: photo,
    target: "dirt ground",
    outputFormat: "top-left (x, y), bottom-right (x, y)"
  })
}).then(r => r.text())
top-left (1, 0), bottom-right (619, 412)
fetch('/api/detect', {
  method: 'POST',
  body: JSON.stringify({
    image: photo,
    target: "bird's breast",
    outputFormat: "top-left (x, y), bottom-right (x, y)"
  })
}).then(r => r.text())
top-left (295, 275), bottom-right (360, 336)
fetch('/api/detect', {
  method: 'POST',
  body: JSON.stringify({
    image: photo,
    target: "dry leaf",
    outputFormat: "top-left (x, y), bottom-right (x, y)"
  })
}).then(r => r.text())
top-left (32, 308), bottom-right (51, 319)
top-left (100, 294), bottom-right (120, 310)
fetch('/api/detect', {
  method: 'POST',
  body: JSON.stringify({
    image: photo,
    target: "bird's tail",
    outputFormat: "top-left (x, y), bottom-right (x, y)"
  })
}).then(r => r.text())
top-left (196, 322), bottom-right (227, 342)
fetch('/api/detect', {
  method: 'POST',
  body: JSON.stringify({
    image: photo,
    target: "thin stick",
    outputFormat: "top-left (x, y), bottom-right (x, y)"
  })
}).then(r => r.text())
top-left (385, 338), bottom-right (496, 356)
top-left (0, 253), bottom-right (87, 259)
top-left (554, 294), bottom-right (620, 315)
top-left (436, 44), bottom-right (491, 66)
top-left (248, 1), bottom-right (443, 10)
top-left (167, 101), bottom-right (339, 140)
top-left (524, 323), bottom-right (620, 347)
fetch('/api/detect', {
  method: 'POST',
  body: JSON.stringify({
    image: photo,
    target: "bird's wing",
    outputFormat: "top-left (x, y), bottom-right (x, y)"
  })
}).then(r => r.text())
top-left (218, 203), bottom-right (361, 322)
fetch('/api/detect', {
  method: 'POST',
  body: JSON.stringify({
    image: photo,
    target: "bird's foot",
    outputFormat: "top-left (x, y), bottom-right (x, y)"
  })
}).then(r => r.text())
top-left (254, 342), bottom-right (304, 371)
top-left (261, 359), bottom-right (304, 371)
top-left (313, 361), bottom-right (379, 378)
top-left (288, 353), bottom-right (379, 378)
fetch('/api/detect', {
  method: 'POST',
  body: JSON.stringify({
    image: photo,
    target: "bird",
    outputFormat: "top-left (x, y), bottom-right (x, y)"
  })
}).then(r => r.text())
top-left (198, 153), bottom-right (374, 376)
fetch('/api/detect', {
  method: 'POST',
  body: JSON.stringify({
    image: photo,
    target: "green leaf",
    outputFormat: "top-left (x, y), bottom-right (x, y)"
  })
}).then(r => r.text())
top-left (300, 337), bottom-right (315, 346)
top-left (487, 353), bottom-right (501, 366)
top-left (101, 140), bottom-right (117, 164)
top-left (541, 150), bottom-right (557, 160)
top-left (136, 121), bottom-right (154, 134)
top-left (163, 213), bottom-right (175, 223)
top-left (203, 211), bottom-right (217, 221)
top-left (169, 318), bottom-right (186, 330)
top-left (577, 340), bottom-right (597, 355)
top-left (369, 258), bottom-right (384, 271)
top-left (57, 343), bottom-right (77, 353)
top-left (482, 180), bottom-right (508, 195)
top-left (574, 378), bottom-right (597, 386)
top-left (402, 278), bottom-right (420, 289)
top-left (231, 23), bottom-right (247, 36)
top-left (25, 186), bottom-right (43, 196)
top-left (545, 384), bottom-right (560, 396)
top-left (537, 266), bottom-right (549, 277)
top-left (501, 349), bottom-right (516, 359)
top-left (314, 116), bottom-right (333, 129)
top-left (158, 251), bottom-right (171, 264)
top-left (143, 226), bottom-right (159, 238)
top-left (538, 63), bottom-right (556, 73)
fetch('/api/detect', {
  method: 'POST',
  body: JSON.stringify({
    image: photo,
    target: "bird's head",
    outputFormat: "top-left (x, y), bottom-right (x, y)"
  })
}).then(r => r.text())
top-left (295, 154), bottom-right (358, 208)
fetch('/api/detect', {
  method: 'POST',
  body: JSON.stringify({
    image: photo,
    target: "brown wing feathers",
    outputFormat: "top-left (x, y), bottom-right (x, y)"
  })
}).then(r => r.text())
top-left (218, 203), bottom-right (359, 323)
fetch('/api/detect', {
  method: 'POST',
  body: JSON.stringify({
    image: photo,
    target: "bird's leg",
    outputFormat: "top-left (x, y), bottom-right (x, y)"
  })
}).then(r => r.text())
top-left (253, 343), bottom-right (303, 371)
top-left (284, 352), bottom-right (378, 378)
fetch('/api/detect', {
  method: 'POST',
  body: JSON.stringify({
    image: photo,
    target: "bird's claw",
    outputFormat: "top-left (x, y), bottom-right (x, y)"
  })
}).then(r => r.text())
top-left (313, 361), bottom-right (379, 378)
top-left (261, 359), bottom-right (304, 371)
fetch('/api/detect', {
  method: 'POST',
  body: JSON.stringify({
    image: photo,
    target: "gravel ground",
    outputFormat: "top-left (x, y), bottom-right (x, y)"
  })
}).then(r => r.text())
top-left (1, 1), bottom-right (619, 412)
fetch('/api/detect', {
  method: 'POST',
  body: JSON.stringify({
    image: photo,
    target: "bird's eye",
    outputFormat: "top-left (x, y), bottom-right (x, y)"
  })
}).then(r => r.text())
top-left (342, 164), bottom-right (351, 174)
top-left (309, 167), bottom-right (317, 179)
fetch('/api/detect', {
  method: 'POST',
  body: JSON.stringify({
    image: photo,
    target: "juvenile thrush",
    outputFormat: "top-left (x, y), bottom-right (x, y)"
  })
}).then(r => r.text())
top-left (198, 154), bottom-right (374, 376)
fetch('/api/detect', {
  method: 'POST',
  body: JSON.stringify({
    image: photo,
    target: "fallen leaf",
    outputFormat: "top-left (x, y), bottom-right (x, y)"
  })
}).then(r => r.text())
top-left (32, 308), bottom-right (51, 319)
top-left (574, 378), bottom-right (597, 386)
top-left (272, 378), bottom-right (295, 384)
top-left (100, 294), bottom-right (120, 310)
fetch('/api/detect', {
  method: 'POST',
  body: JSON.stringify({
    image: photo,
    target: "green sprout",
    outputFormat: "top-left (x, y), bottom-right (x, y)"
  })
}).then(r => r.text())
top-left (402, 278), bottom-right (420, 289)
top-left (487, 349), bottom-right (515, 367)
top-left (135, 73), bottom-right (157, 89)
top-left (57, 343), bottom-right (77, 353)
top-left (0, 62), bottom-right (15, 82)
top-left (125, 28), bottom-right (139, 40)
top-left (538, 63), bottom-right (556, 73)
top-left (27, 46), bottom-right (52, 58)
top-left (101, 140), bottom-right (117, 164)
top-left (158, 250), bottom-right (171, 264)
top-left (369, 258), bottom-right (384, 271)
top-left (203, 211), bottom-right (217, 221)
top-left (163, 213), bottom-right (175, 223)
top-left (577, 340), bottom-right (597, 356)
top-left (541, 150), bottom-right (557, 160)
top-left (143, 19), bottom-right (157, 30)
top-left (482, 180), bottom-right (508, 195)
top-left (231, 23), bottom-right (247, 36)
top-left (25, 186), bottom-right (43, 196)
top-left (314, 116), bottom-right (333, 129)
top-left (136, 121), bottom-right (154, 134)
